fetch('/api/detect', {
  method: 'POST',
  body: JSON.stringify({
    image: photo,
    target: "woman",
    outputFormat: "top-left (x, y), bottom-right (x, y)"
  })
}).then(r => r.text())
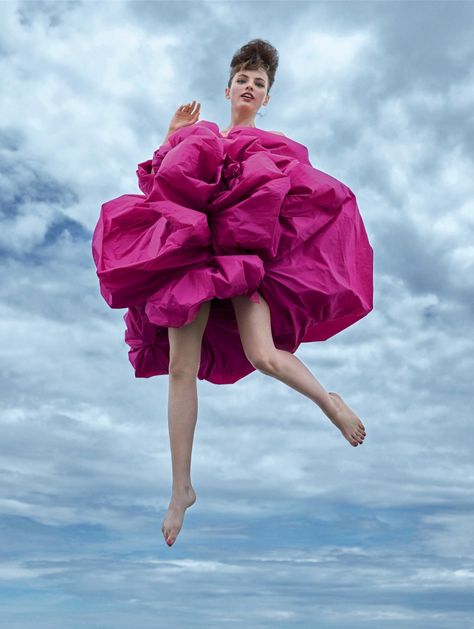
top-left (91, 39), bottom-right (373, 547)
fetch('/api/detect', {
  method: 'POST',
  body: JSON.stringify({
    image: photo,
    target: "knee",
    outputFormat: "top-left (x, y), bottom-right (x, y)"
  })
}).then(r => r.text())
top-left (248, 352), bottom-right (279, 375)
top-left (168, 358), bottom-right (199, 379)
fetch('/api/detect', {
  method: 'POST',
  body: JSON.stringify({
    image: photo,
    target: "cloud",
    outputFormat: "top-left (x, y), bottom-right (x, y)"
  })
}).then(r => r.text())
top-left (1, 0), bottom-right (473, 626)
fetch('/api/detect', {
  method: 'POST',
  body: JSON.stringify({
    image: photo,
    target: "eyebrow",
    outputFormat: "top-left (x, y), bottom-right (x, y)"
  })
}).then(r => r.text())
top-left (237, 73), bottom-right (266, 83)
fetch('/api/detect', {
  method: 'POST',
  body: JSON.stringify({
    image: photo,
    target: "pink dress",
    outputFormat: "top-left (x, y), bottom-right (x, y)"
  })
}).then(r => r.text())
top-left (91, 120), bottom-right (373, 384)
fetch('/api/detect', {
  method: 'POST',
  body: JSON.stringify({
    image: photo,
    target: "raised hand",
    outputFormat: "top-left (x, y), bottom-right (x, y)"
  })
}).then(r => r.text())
top-left (169, 101), bottom-right (201, 132)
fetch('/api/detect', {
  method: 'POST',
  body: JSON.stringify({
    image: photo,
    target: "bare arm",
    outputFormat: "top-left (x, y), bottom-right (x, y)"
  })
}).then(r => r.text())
top-left (151, 128), bottom-right (175, 174)
top-left (151, 101), bottom-right (201, 174)
top-left (161, 127), bottom-right (175, 145)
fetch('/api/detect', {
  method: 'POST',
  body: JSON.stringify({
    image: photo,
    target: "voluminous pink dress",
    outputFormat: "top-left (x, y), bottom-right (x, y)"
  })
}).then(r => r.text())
top-left (91, 120), bottom-right (374, 384)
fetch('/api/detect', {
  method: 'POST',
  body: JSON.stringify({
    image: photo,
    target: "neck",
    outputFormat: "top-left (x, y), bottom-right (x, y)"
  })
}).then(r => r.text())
top-left (224, 115), bottom-right (257, 131)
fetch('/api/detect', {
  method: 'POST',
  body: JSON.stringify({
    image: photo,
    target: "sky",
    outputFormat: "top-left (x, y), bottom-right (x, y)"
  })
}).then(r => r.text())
top-left (0, 0), bottom-right (473, 627)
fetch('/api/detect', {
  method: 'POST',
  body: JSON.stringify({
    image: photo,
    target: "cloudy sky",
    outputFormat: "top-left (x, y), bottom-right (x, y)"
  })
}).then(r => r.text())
top-left (1, 0), bottom-right (473, 626)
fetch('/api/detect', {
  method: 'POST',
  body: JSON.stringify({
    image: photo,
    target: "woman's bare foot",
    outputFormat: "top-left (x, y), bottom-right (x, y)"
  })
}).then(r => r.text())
top-left (162, 486), bottom-right (196, 547)
top-left (325, 392), bottom-right (366, 447)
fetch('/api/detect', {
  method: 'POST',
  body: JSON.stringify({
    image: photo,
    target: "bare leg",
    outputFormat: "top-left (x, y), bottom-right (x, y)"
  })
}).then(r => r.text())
top-left (162, 300), bottom-right (211, 547)
top-left (231, 292), bottom-right (366, 447)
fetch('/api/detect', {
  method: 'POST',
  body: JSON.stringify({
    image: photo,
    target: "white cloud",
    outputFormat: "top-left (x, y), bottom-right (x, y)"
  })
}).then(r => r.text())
top-left (1, 0), bottom-right (473, 626)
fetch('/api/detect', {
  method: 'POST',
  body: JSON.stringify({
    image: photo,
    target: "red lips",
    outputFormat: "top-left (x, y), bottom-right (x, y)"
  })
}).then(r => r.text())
top-left (241, 92), bottom-right (254, 99)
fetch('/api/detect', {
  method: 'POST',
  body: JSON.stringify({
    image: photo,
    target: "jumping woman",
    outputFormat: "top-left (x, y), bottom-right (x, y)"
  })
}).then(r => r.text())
top-left (91, 39), bottom-right (373, 547)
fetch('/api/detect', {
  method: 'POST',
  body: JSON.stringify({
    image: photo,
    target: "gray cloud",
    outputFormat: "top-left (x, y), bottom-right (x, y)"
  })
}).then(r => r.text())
top-left (1, 0), bottom-right (473, 626)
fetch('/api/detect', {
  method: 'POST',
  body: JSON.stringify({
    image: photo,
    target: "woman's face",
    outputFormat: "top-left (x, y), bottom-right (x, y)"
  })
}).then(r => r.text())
top-left (225, 68), bottom-right (270, 112)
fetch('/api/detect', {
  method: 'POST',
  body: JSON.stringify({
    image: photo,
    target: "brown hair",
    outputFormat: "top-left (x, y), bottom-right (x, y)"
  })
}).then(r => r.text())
top-left (228, 39), bottom-right (279, 95)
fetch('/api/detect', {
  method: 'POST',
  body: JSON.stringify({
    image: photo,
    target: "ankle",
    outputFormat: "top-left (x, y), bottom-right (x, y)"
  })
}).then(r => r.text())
top-left (320, 392), bottom-right (338, 418)
top-left (172, 482), bottom-right (194, 495)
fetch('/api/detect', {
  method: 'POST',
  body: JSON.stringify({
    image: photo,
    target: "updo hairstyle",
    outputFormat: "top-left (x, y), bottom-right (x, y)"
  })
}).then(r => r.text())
top-left (228, 39), bottom-right (279, 95)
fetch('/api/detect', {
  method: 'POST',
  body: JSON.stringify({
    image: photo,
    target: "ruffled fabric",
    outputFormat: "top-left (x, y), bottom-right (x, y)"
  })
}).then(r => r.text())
top-left (91, 120), bottom-right (373, 384)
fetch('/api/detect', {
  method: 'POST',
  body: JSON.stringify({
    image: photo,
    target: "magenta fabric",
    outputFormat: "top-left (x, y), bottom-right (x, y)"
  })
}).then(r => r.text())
top-left (91, 120), bottom-right (374, 384)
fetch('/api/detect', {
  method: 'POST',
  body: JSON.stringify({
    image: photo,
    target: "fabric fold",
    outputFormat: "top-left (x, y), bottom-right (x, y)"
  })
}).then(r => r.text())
top-left (91, 119), bottom-right (373, 384)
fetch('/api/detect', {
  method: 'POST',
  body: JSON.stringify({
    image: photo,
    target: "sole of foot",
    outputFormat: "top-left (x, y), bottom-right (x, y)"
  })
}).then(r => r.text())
top-left (162, 487), bottom-right (197, 546)
top-left (327, 391), bottom-right (366, 447)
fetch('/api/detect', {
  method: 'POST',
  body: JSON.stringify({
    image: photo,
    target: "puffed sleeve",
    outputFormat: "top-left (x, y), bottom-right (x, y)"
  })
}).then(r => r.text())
top-left (136, 140), bottom-right (174, 196)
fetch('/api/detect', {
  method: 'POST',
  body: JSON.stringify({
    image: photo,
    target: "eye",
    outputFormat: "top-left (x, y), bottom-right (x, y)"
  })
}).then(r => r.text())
top-left (237, 79), bottom-right (265, 87)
